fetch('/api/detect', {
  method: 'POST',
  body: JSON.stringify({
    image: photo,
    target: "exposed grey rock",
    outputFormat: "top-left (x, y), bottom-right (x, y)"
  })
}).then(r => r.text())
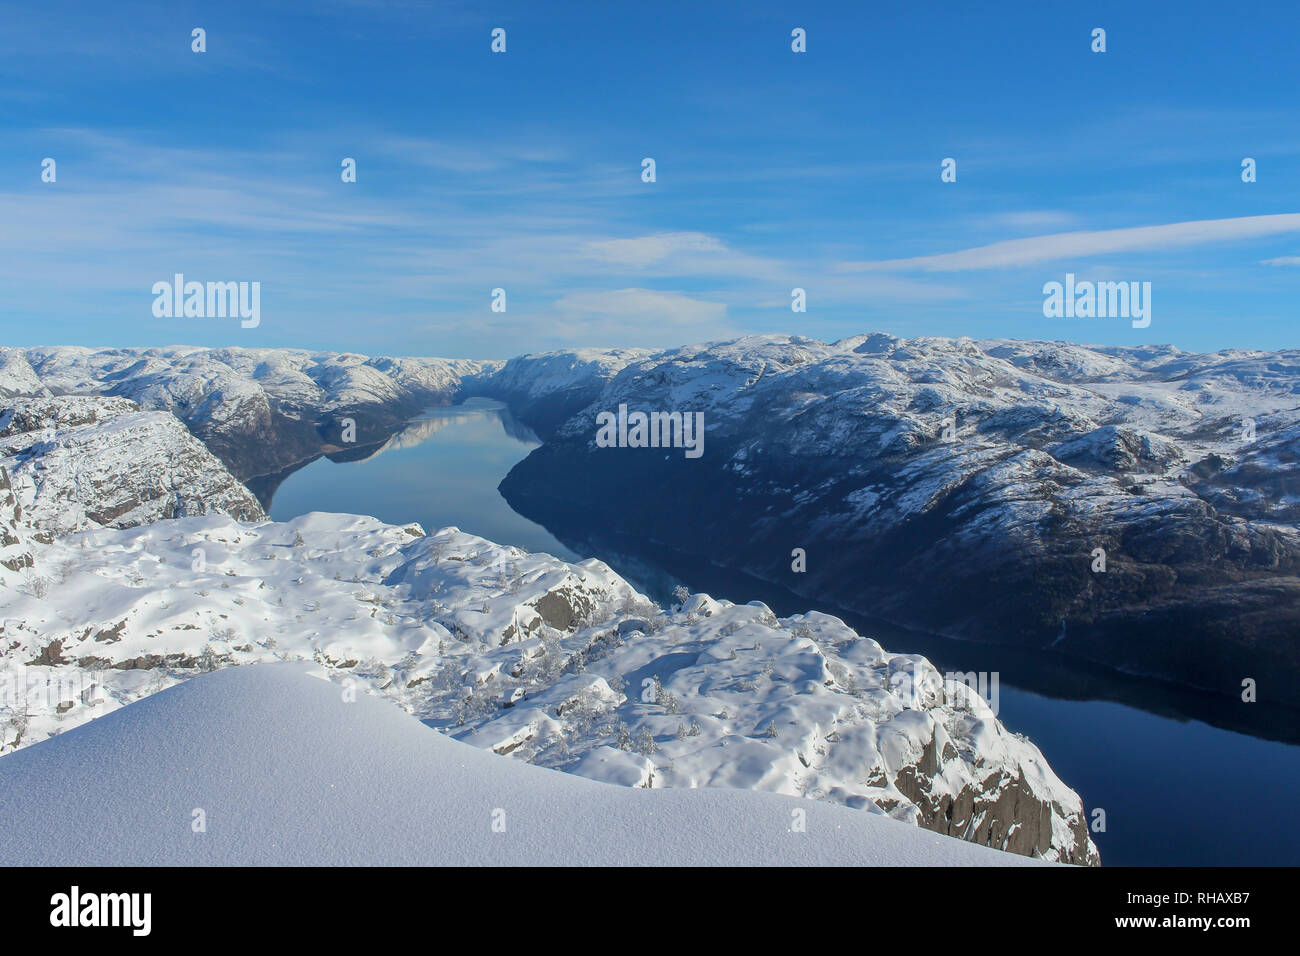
top-left (0, 395), bottom-right (266, 535)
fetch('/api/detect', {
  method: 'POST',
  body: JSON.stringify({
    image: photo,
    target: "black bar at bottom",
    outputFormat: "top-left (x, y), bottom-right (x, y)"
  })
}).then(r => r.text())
top-left (1, 865), bottom-right (1284, 940)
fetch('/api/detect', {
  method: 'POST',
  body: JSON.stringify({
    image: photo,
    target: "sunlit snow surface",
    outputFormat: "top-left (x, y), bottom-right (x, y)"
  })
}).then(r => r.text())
top-left (0, 661), bottom-right (1044, 865)
top-left (0, 513), bottom-right (1093, 863)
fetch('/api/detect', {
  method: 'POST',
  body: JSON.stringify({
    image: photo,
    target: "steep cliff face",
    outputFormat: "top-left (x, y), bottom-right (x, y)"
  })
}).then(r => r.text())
top-left (0, 395), bottom-right (266, 535)
top-left (479, 334), bottom-right (1300, 703)
top-left (0, 512), bottom-right (1098, 864)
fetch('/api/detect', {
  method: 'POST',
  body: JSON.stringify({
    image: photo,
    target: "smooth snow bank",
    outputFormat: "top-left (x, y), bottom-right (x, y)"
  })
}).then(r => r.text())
top-left (0, 512), bottom-right (1096, 862)
top-left (0, 662), bottom-right (1041, 866)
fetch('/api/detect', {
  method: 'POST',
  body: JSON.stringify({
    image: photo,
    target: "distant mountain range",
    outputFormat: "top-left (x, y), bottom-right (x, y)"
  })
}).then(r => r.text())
top-left (475, 335), bottom-right (1300, 705)
top-left (0, 346), bottom-right (486, 500)
top-left (4, 333), bottom-right (1297, 708)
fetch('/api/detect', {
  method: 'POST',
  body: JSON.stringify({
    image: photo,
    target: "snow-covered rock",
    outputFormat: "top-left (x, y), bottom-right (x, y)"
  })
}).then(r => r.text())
top-left (0, 348), bottom-right (48, 399)
top-left (0, 511), bottom-right (1098, 864)
top-left (0, 661), bottom-right (1046, 866)
top-left (0, 395), bottom-right (265, 535)
top-left (461, 348), bottom-right (649, 437)
top-left (0, 467), bottom-right (38, 586)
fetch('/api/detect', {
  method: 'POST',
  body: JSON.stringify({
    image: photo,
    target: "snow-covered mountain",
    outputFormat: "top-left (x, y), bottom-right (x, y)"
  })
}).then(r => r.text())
top-left (469, 347), bottom-right (652, 435)
top-left (0, 662), bottom-right (1048, 866)
top-left (9, 330), bottom-right (1295, 862)
top-left (0, 336), bottom-right (1120, 863)
top-left (0, 503), bottom-right (1097, 864)
top-left (0, 394), bottom-right (265, 535)
top-left (471, 334), bottom-right (1300, 703)
top-left (0, 347), bottom-right (490, 495)
top-left (9, 335), bottom-right (1297, 703)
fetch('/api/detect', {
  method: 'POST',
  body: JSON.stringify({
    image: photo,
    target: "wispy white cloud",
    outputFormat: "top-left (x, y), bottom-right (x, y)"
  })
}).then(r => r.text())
top-left (579, 231), bottom-right (791, 283)
top-left (838, 214), bottom-right (1300, 272)
top-left (1261, 256), bottom-right (1300, 266)
top-left (583, 232), bottom-right (727, 267)
top-left (554, 288), bottom-right (727, 325)
top-left (547, 289), bottom-right (734, 347)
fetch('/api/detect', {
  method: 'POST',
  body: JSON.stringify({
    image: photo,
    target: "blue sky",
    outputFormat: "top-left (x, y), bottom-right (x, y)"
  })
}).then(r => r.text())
top-left (2, 0), bottom-right (1299, 357)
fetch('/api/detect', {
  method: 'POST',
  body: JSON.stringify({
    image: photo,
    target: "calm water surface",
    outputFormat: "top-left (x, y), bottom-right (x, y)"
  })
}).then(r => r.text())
top-left (271, 399), bottom-right (579, 560)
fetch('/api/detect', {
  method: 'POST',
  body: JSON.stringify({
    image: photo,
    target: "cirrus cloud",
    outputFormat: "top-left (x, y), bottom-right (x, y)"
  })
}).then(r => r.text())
top-left (583, 232), bottom-right (728, 267)
top-left (838, 213), bottom-right (1300, 272)
top-left (548, 288), bottom-right (734, 347)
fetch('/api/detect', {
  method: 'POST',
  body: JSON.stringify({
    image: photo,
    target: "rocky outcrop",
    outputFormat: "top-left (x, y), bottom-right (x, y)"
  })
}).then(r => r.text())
top-left (0, 466), bottom-right (35, 578)
top-left (0, 395), bottom-right (266, 535)
top-left (888, 720), bottom-right (1094, 862)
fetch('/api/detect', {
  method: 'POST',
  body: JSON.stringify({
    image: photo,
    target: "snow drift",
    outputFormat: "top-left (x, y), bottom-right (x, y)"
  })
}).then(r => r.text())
top-left (0, 661), bottom-right (1045, 866)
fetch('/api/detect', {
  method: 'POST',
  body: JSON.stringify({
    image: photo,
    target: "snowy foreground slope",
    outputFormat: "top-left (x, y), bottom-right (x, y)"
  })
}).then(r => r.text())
top-left (0, 662), bottom-right (1043, 866)
top-left (0, 508), bottom-right (1098, 864)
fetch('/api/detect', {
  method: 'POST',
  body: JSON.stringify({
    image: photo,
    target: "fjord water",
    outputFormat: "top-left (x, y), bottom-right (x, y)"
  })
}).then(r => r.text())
top-left (270, 400), bottom-right (579, 562)
top-left (268, 400), bottom-right (1300, 865)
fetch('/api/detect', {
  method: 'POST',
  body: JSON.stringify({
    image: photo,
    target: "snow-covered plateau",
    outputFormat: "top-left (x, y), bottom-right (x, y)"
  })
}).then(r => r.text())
top-left (0, 506), bottom-right (1097, 863)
